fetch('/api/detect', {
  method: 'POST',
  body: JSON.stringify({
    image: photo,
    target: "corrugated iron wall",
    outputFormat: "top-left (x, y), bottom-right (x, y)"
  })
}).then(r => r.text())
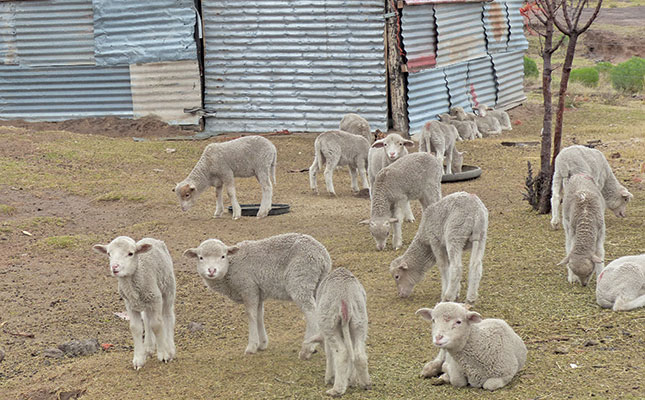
top-left (407, 67), bottom-right (449, 133)
top-left (201, 0), bottom-right (388, 134)
top-left (434, 3), bottom-right (487, 66)
top-left (0, 0), bottom-right (200, 124)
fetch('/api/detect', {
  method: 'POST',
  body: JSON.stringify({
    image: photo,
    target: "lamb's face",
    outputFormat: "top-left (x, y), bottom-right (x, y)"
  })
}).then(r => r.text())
top-left (184, 240), bottom-right (237, 281)
top-left (426, 303), bottom-right (480, 351)
top-left (93, 236), bottom-right (150, 278)
top-left (568, 255), bottom-right (595, 286)
top-left (174, 182), bottom-right (198, 212)
top-left (607, 190), bottom-right (632, 218)
top-left (389, 259), bottom-right (415, 298)
top-left (372, 134), bottom-right (414, 162)
top-left (369, 218), bottom-right (392, 251)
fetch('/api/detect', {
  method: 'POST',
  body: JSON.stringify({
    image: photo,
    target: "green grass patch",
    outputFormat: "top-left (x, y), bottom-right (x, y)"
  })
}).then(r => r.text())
top-left (611, 57), bottom-right (645, 93)
top-left (524, 55), bottom-right (539, 78)
top-left (96, 191), bottom-right (146, 203)
top-left (595, 61), bottom-right (614, 75)
top-left (39, 235), bottom-right (83, 249)
top-left (570, 67), bottom-right (599, 87)
top-left (0, 204), bottom-right (16, 215)
top-left (17, 216), bottom-right (67, 230)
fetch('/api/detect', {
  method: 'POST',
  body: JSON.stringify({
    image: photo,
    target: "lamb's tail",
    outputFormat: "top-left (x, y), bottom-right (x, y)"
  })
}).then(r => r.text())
top-left (314, 139), bottom-right (325, 171)
top-left (341, 300), bottom-right (355, 363)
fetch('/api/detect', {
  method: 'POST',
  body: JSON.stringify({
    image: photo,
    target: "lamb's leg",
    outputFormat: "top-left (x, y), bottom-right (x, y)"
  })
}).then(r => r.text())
top-left (444, 242), bottom-right (464, 302)
top-left (483, 375), bottom-right (514, 391)
top-left (213, 183), bottom-right (225, 218)
top-left (465, 238), bottom-right (485, 304)
top-left (147, 303), bottom-right (171, 363)
top-left (392, 202), bottom-right (405, 250)
top-left (299, 304), bottom-right (319, 360)
top-left (162, 298), bottom-right (176, 360)
top-left (403, 201), bottom-right (415, 223)
top-left (594, 225), bottom-right (606, 277)
top-left (352, 325), bottom-right (371, 390)
top-left (309, 157), bottom-right (319, 194)
top-left (436, 250), bottom-right (450, 301)
top-left (323, 156), bottom-right (339, 196)
top-left (443, 352), bottom-right (467, 387)
top-left (128, 306), bottom-right (147, 370)
top-left (421, 348), bottom-right (446, 378)
top-left (613, 294), bottom-right (645, 311)
top-left (256, 172), bottom-right (273, 219)
top-left (358, 162), bottom-right (369, 190)
top-left (243, 296), bottom-right (261, 354)
top-left (225, 180), bottom-right (241, 220)
top-left (444, 146), bottom-right (453, 175)
top-left (348, 166), bottom-right (359, 193)
top-left (142, 311), bottom-right (156, 356)
top-left (324, 339), bottom-right (335, 385)
top-left (326, 333), bottom-right (350, 397)
top-left (257, 302), bottom-right (268, 350)
top-left (550, 171), bottom-right (563, 229)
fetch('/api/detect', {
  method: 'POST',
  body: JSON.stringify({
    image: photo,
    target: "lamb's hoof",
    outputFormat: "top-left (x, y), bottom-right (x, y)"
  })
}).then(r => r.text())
top-left (157, 349), bottom-right (173, 363)
top-left (144, 345), bottom-right (156, 356)
top-left (299, 346), bottom-right (317, 360)
top-left (258, 340), bottom-right (268, 351)
top-left (256, 212), bottom-right (268, 219)
top-left (245, 344), bottom-right (259, 355)
top-left (465, 298), bottom-right (477, 305)
top-left (421, 360), bottom-right (443, 378)
top-left (404, 217), bottom-right (415, 223)
top-left (326, 388), bottom-right (344, 397)
top-left (325, 376), bottom-right (334, 385)
top-left (550, 220), bottom-right (560, 230)
top-left (132, 355), bottom-right (147, 370)
top-left (361, 383), bottom-right (372, 390)
top-left (612, 298), bottom-right (627, 311)
top-left (232, 214), bottom-right (241, 220)
top-left (213, 213), bottom-right (224, 218)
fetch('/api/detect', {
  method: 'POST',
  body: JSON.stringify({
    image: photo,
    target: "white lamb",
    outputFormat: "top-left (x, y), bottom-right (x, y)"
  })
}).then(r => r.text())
top-left (416, 302), bottom-right (527, 391)
top-left (183, 233), bottom-right (331, 359)
top-left (550, 145), bottom-right (633, 229)
top-left (309, 268), bottom-right (371, 397)
top-left (481, 105), bottom-right (512, 131)
top-left (174, 135), bottom-right (277, 220)
top-left (437, 113), bottom-right (480, 140)
top-left (596, 254), bottom-right (645, 311)
top-left (340, 113), bottom-right (374, 144)
top-left (559, 174), bottom-right (605, 286)
top-left (418, 120), bottom-right (460, 175)
top-left (360, 152), bottom-right (442, 251)
top-left (93, 236), bottom-right (176, 370)
top-left (389, 192), bottom-right (488, 303)
top-left (450, 106), bottom-right (501, 137)
top-left (309, 130), bottom-right (370, 196)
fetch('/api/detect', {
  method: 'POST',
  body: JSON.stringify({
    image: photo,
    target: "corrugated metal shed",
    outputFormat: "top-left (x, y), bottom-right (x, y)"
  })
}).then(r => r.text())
top-left (467, 55), bottom-right (497, 108)
top-left (483, 0), bottom-right (509, 53)
top-left (491, 50), bottom-right (526, 107)
top-left (401, 4), bottom-right (437, 72)
top-left (505, 0), bottom-right (528, 51)
top-left (407, 67), bottom-right (449, 133)
top-left (444, 62), bottom-right (471, 111)
top-left (434, 2), bottom-right (487, 67)
top-left (201, 0), bottom-right (388, 134)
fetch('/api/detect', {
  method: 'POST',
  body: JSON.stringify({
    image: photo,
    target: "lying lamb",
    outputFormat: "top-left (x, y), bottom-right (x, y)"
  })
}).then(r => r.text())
top-left (596, 254), bottom-right (645, 311)
top-left (360, 152), bottom-right (442, 251)
top-left (418, 120), bottom-right (460, 175)
top-left (550, 144), bottom-right (633, 229)
top-left (437, 113), bottom-right (480, 140)
top-left (481, 105), bottom-right (512, 131)
top-left (174, 135), bottom-right (277, 220)
top-left (183, 233), bottom-right (331, 359)
top-left (389, 192), bottom-right (488, 303)
top-left (340, 113), bottom-right (374, 144)
top-left (450, 106), bottom-right (501, 137)
top-left (93, 236), bottom-right (176, 370)
top-left (559, 174), bottom-right (605, 286)
top-left (309, 130), bottom-right (370, 196)
top-left (310, 268), bottom-right (371, 397)
top-left (416, 302), bottom-right (527, 391)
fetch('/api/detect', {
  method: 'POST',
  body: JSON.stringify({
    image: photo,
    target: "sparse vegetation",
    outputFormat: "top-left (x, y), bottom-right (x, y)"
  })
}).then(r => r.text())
top-left (570, 67), bottom-right (600, 87)
top-left (524, 55), bottom-right (539, 78)
top-left (39, 235), bottom-right (83, 249)
top-left (611, 56), bottom-right (645, 93)
top-left (0, 203), bottom-right (16, 215)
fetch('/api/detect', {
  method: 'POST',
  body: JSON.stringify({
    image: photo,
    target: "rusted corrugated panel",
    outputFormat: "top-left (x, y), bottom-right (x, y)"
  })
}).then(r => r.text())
top-left (434, 2), bottom-right (487, 67)
top-left (444, 61), bottom-right (472, 112)
top-left (201, 0), bottom-right (388, 134)
top-left (406, 0), bottom-right (490, 4)
top-left (491, 50), bottom-right (525, 107)
top-left (0, 4), bottom-right (17, 64)
top-left (129, 60), bottom-right (201, 125)
top-left (401, 4), bottom-right (437, 72)
top-left (0, 64), bottom-right (133, 120)
top-left (407, 67), bottom-right (450, 134)
top-left (467, 55), bottom-right (497, 108)
top-left (505, 0), bottom-right (528, 51)
top-left (483, 0), bottom-right (509, 53)
top-left (93, 0), bottom-right (197, 66)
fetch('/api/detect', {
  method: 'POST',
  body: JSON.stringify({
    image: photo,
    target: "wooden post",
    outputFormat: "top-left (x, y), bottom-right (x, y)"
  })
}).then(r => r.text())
top-left (384, 0), bottom-right (409, 137)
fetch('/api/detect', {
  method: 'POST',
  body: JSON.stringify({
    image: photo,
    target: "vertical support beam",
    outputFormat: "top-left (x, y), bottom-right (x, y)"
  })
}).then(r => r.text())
top-left (385, 0), bottom-right (409, 137)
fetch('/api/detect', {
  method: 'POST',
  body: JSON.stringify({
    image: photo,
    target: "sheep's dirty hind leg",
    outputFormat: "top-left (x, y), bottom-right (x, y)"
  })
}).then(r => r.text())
top-left (358, 163), bottom-right (369, 191)
top-left (550, 174), bottom-right (562, 229)
top-left (392, 203), bottom-right (405, 250)
top-left (148, 303), bottom-right (172, 363)
top-left (128, 308), bottom-right (147, 370)
top-left (213, 183), bottom-right (225, 218)
top-left (324, 339), bottom-right (335, 385)
top-left (348, 167), bottom-right (359, 193)
top-left (352, 327), bottom-right (371, 389)
top-left (403, 201), bottom-right (415, 223)
top-left (162, 299), bottom-right (176, 359)
top-left (309, 159), bottom-right (320, 194)
top-left (142, 311), bottom-right (156, 356)
top-left (244, 297), bottom-right (261, 354)
top-left (324, 158), bottom-right (339, 196)
top-left (226, 182), bottom-right (242, 219)
top-left (466, 239), bottom-right (485, 304)
top-left (256, 302), bottom-right (268, 350)
top-left (256, 172), bottom-right (273, 219)
top-left (326, 334), bottom-right (350, 397)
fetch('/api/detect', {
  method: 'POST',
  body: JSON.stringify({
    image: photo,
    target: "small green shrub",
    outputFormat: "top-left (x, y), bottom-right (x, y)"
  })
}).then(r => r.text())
top-left (594, 61), bottom-right (614, 75)
top-left (524, 56), bottom-right (539, 78)
top-left (570, 67), bottom-right (599, 87)
top-left (611, 57), bottom-right (645, 93)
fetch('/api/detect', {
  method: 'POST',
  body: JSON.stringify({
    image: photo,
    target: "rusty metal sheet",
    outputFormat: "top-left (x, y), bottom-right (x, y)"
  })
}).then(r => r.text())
top-left (505, 0), bottom-right (528, 51)
top-left (434, 2), bottom-right (487, 67)
top-left (467, 55), bottom-right (497, 108)
top-left (407, 67), bottom-right (450, 133)
top-left (491, 50), bottom-right (525, 108)
top-left (406, 0), bottom-right (492, 4)
top-left (483, 0), bottom-right (509, 53)
top-left (401, 4), bottom-right (437, 72)
top-left (444, 61), bottom-right (472, 112)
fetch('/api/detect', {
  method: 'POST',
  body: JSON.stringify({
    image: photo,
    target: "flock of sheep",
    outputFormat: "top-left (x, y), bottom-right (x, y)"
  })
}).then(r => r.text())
top-left (92, 107), bottom-right (643, 397)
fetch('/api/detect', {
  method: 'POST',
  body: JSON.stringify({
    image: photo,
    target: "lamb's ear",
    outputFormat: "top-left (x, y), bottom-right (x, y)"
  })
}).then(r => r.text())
top-left (183, 248), bottom-right (198, 258)
top-left (591, 254), bottom-right (603, 264)
top-left (415, 308), bottom-right (433, 321)
top-left (372, 139), bottom-right (386, 148)
top-left (403, 139), bottom-right (415, 148)
top-left (358, 219), bottom-right (371, 225)
top-left (557, 255), bottom-right (570, 266)
top-left (135, 243), bottom-right (152, 254)
top-left (466, 311), bottom-right (482, 324)
top-left (399, 262), bottom-right (409, 270)
top-left (621, 190), bottom-right (633, 200)
top-left (93, 244), bottom-right (108, 255)
top-left (227, 246), bottom-right (239, 255)
top-left (389, 217), bottom-right (399, 223)
top-left (189, 184), bottom-right (196, 192)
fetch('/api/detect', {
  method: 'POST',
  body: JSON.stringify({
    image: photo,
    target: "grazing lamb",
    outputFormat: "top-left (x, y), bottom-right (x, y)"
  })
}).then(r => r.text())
top-left (559, 174), bottom-right (605, 286)
top-left (550, 145), bottom-right (633, 229)
top-left (340, 113), bottom-right (374, 144)
top-left (416, 302), bottom-right (527, 391)
top-left (418, 120), bottom-right (460, 175)
top-left (482, 105), bottom-right (512, 131)
top-left (183, 233), bottom-right (331, 359)
top-left (360, 153), bottom-right (442, 251)
top-left (174, 135), bottom-right (277, 220)
top-left (438, 113), bottom-right (480, 140)
top-left (310, 268), bottom-right (371, 397)
top-left (596, 254), bottom-right (645, 311)
top-left (450, 106), bottom-right (501, 137)
top-left (93, 236), bottom-right (176, 370)
top-left (309, 130), bottom-right (370, 196)
top-left (389, 192), bottom-right (488, 303)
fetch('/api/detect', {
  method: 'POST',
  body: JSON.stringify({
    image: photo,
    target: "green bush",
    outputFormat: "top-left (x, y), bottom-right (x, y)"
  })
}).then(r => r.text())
top-left (570, 67), bottom-right (599, 87)
top-left (524, 56), bottom-right (539, 78)
top-left (594, 61), bottom-right (614, 75)
top-left (611, 57), bottom-right (645, 93)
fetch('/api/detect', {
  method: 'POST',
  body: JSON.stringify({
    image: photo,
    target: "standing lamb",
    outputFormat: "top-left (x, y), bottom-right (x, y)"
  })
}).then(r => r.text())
top-left (596, 254), bottom-right (645, 311)
top-left (559, 174), bottom-right (605, 286)
top-left (437, 113), bottom-right (480, 140)
top-left (418, 120), bottom-right (460, 175)
top-left (481, 105), bottom-right (512, 131)
top-left (310, 268), bottom-right (371, 397)
top-left (183, 233), bottom-right (331, 359)
top-left (93, 236), bottom-right (176, 370)
top-left (174, 135), bottom-right (277, 220)
top-left (389, 192), bottom-right (488, 303)
top-left (309, 130), bottom-right (370, 196)
top-left (550, 145), bottom-right (633, 229)
top-left (339, 113), bottom-right (374, 144)
top-left (360, 153), bottom-right (443, 251)
top-left (416, 302), bottom-right (527, 391)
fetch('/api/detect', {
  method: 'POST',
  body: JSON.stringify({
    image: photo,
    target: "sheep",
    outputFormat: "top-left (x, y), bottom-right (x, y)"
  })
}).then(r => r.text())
top-left (550, 144), bottom-right (633, 229)
top-left (451, 146), bottom-right (464, 174)
top-left (93, 236), bottom-right (176, 370)
top-left (183, 233), bottom-right (332, 359)
top-left (310, 268), bottom-right (371, 397)
top-left (596, 254), bottom-right (645, 311)
top-left (339, 113), bottom-right (374, 144)
top-left (174, 135), bottom-right (277, 220)
top-left (437, 113), bottom-right (480, 140)
top-left (360, 152), bottom-right (442, 251)
top-left (389, 192), bottom-right (488, 303)
top-left (450, 106), bottom-right (501, 137)
top-left (416, 302), bottom-right (527, 391)
top-left (482, 105), bottom-right (512, 131)
top-left (309, 130), bottom-right (370, 196)
top-left (559, 174), bottom-right (605, 286)
top-left (418, 120), bottom-right (460, 175)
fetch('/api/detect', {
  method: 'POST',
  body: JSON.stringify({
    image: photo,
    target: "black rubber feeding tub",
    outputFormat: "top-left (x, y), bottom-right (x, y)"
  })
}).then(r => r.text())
top-left (227, 203), bottom-right (290, 217)
top-left (441, 165), bottom-right (482, 183)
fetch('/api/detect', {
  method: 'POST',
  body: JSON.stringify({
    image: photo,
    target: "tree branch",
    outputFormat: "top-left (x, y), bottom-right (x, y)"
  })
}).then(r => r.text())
top-left (580, 0), bottom-right (603, 33)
